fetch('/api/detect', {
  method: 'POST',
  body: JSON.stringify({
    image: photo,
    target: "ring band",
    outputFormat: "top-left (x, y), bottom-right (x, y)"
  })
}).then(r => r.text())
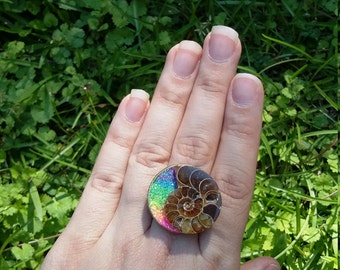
top-left (147, 165), bottom-right (222, 234)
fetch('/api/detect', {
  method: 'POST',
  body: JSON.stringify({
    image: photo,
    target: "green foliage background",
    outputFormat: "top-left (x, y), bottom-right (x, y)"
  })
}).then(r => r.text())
top-left (0, 0), bottom-right (338, 269)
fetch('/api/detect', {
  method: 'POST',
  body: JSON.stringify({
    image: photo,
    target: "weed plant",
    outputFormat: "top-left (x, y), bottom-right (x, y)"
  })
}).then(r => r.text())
top-left (0, 0), bottom-right (338, 269)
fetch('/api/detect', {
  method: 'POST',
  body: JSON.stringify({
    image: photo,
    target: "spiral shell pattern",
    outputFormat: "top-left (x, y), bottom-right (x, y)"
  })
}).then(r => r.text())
top-left (148, 165), bottom-right (222, 234)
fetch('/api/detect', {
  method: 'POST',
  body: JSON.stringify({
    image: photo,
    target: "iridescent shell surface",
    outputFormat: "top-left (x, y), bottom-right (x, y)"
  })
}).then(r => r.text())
top-left (148, 165), bottom-right (222, 234)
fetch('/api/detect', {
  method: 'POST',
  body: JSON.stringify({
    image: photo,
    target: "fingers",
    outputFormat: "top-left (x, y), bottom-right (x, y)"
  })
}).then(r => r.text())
top-left (113, 26), bottom-right (243, 238)
top-left (58, 90), bottom-right (150, 243)
top-left (159, 26), bottom-right (242, 250)
top-left (170, 26), bottom-right (241, 169)
top-left (201, 74), bottom-right (264, 266)
top-left (112, 26), bottom-right (243, 240)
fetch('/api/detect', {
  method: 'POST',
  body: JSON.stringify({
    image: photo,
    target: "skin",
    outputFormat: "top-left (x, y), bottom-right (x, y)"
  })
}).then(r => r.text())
top-left (42, 25), bottom-right (280, 270)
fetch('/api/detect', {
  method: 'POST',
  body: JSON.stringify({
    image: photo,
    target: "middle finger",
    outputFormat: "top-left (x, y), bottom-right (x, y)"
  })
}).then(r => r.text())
top-left (170, 26), bottom-right (241, 170)
top-left (108, 40), bottom-right (203, 238)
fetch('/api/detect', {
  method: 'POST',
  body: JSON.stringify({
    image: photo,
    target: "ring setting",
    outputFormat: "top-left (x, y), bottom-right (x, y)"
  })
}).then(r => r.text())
top-left (147, 165), bottom-right (222, 234)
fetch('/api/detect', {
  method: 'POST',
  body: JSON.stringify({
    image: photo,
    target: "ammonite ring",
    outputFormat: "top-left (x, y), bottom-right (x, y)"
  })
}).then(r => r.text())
top-left (147, 165), bottom-right (222, 234)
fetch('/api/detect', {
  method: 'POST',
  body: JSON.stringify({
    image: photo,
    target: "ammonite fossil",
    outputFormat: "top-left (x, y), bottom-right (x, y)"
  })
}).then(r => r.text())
top-left (148, 165), bottom-right (222, 234)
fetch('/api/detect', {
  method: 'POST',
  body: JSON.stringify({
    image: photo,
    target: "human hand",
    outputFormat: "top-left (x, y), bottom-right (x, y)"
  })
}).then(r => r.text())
top-left (42, 25), bottom-right (280, 270)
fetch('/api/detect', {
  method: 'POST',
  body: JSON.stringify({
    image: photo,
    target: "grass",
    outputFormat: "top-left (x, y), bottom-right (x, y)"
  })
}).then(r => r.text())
top-left (0, 0), bottom-right (338, 269)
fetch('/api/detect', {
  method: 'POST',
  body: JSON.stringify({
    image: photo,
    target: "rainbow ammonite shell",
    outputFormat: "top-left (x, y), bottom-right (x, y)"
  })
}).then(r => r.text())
top-left (147, 165), bottom-right (222, 234)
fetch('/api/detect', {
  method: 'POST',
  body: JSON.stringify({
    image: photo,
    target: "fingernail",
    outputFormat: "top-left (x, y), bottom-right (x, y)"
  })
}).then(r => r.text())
top-left (125, 89), bottom-right (149, 122)
top-left (231, 74), bottom-right (261, 107)
top-left (209, 25), bottom-right (238, 62)
top-left (265, 263), bottom-right (280, 270)
top-left (173, 40), bottom-right (202, 78)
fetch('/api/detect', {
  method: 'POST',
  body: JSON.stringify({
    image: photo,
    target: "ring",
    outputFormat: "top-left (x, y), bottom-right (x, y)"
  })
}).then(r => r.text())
top-left (147, 165), bottom-right (222, 234)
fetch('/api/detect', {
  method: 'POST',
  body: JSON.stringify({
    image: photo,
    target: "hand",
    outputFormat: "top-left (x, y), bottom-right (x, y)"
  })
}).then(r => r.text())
top-left (42, 25), bottom-right (280, 270)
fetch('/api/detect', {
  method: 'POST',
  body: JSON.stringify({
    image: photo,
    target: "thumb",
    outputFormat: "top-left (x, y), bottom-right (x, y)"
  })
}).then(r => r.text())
top-left (241, 256), bottom-right (280, 270)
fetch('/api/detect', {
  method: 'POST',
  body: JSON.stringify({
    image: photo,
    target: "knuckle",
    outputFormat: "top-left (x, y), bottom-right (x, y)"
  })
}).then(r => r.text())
top-left (225, 108), bottom-right (261, 139)
top-left (90, 172), bottom-right (123, 194)
top-left (225, 119), bottom-right (257, 141)
top-left (131, 139), bottom-right (170, 168)
top-left (158, 86), bottom-right (189, 107)
top-left (109, 132), bottom-right (134, 150)
top-left (196, 73), bottom-right (227, 96)
top-left (107, 119), bottom-right (140, 150)
top-left (215, 170), bottom-right (253, 201)
top-left (174, 134), bottom-right (213, 166)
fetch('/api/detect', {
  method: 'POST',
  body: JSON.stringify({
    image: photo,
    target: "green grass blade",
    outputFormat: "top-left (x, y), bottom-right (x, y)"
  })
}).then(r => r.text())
top-left (260, 132), bottom-right (275, 173)
top-left (313, 83), bottom-right (338, 110)
top-left (262, 34), bottom-right (313, 61)
top-left (29, 182), bottom-right (43, 222)
top-left (301, 130), bottom-right (338, 138)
